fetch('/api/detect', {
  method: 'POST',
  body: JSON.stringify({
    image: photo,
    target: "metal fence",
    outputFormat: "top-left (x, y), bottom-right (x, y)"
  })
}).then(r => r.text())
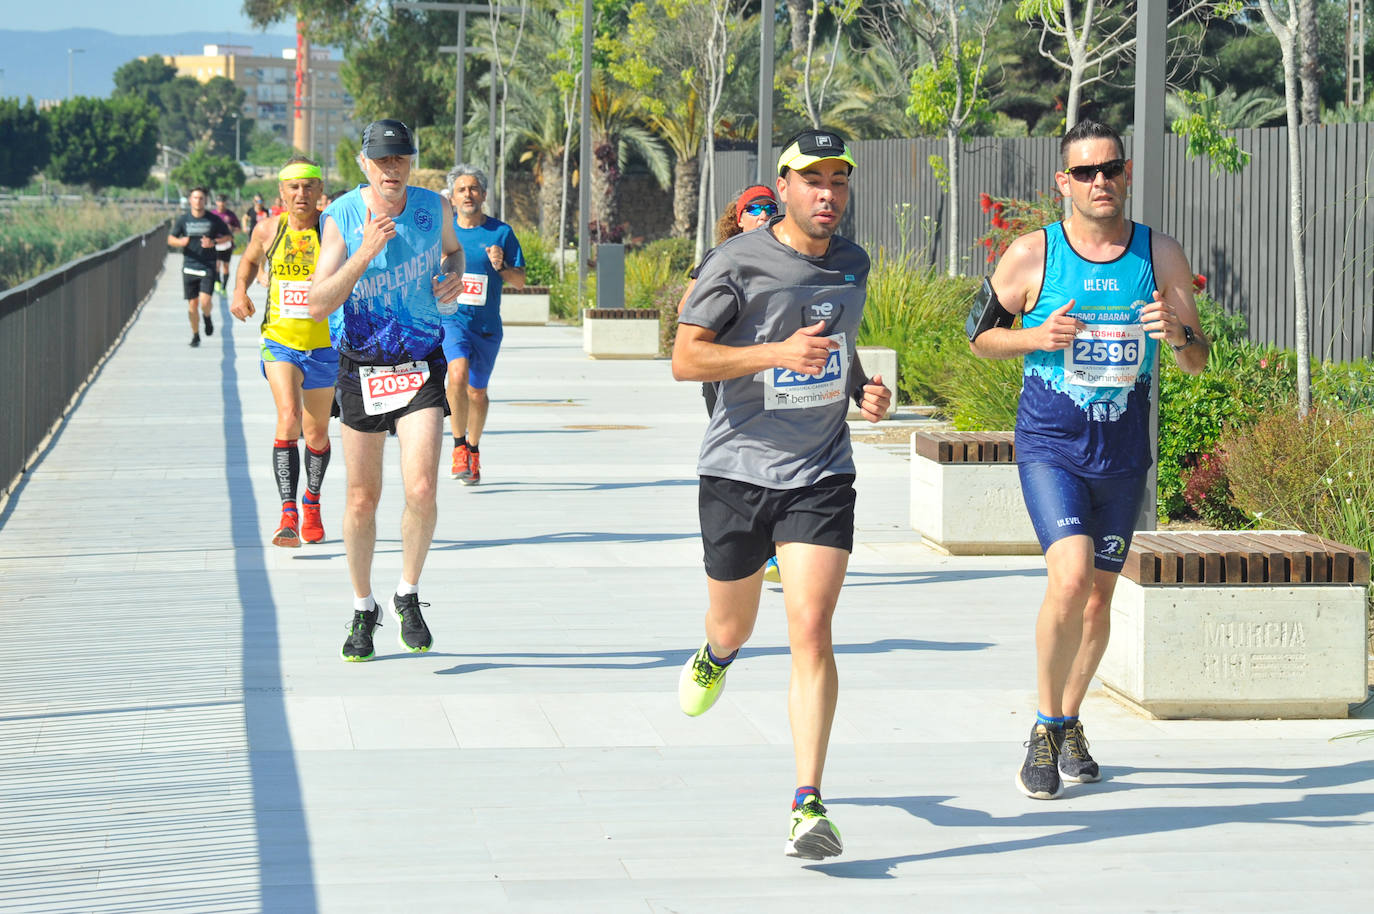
top-left (715, 124), bottom-right (1374, 362)
top-left (0, 223), bottom-right (168, 497)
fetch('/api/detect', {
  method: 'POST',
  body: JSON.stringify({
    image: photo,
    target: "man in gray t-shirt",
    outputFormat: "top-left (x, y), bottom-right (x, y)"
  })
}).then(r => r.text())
top-left (671, 129), bottom-right (891, 861)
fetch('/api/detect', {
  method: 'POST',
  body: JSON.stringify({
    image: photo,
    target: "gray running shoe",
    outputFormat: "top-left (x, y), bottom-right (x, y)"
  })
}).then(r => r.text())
top-left (1058, 720), bottom-right (1101, 783)
top-left (392, 593), bottom-right (433, 652)
top-left (1016, 723), bottom-right (1064, 799)
top-left (342, 605), bottom-right (381, 662)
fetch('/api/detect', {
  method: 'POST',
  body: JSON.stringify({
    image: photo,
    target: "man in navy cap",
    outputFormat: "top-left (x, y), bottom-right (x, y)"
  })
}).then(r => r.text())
top-left (309, 119), bottom-right (467, 662)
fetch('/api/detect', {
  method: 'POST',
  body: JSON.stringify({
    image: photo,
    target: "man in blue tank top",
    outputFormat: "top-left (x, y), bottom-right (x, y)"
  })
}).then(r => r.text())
top-left (970, 120), bottom-right (1210, 800)
top-left (308, 119), bottom-right (467, 663)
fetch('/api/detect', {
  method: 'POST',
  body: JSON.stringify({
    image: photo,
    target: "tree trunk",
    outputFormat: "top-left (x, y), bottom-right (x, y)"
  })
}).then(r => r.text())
top-left (590, 136), bottom-right (620, 241)
top-left (1298, 0), bottom-right (1320, 125)
top-left (786, 0), bottom-right (808, 56)
top-left (946, 128), bottom-right (960, 277)
top-left (673, 154), bottom-right (699, 239)
top-left (1275, 21), bottom-right (1313, 414)
top-left (537, 151), bottom-right (563, 243)
top-left (694, 135), bottom-right (711, 263)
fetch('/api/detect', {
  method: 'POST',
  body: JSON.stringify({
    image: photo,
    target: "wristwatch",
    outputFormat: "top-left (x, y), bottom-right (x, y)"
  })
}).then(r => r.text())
top-left (1170, 325), bottom-right (1197, 351)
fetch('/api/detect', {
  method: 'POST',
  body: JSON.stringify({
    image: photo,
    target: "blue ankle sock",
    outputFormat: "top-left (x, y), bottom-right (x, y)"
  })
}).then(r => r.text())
top-left (1063, 715), bottom-right (1080, 729)
top-left (706, 644), bottom-right (737, 666)
top-left (1036, 710), bottom-right (1066, 730)
top-left (793, 785), bottom-right (821, 809)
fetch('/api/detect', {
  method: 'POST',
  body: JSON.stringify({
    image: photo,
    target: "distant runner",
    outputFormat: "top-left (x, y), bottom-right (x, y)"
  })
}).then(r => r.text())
top-left (167, 187), bottom-right (232, 348)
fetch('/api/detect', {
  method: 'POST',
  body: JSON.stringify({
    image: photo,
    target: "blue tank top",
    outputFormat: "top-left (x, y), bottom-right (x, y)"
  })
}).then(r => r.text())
top-left (1015, 221), bottom-right (1158, 478)
top-left (322, 184), bottom-right (447, 363)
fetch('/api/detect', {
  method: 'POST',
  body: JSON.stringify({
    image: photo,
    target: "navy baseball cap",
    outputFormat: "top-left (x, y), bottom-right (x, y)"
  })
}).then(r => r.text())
top-left (361, 119), bottom-right (417, 158)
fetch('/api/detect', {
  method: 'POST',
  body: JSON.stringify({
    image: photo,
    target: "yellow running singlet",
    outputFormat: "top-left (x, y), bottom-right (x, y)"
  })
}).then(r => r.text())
top-left (262, 215), bottom-right (331, 351)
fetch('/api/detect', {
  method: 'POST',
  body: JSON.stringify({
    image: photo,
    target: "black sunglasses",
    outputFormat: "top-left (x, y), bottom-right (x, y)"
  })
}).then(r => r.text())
top-left (1064, 159), bottom-right (1126, 182)
top-left (744, 202), bottom-right (778, 216)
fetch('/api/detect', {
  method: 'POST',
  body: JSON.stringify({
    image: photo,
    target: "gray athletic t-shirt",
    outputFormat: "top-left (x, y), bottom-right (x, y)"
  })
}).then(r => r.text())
top-left (680, 222), bottom-right (870, 489)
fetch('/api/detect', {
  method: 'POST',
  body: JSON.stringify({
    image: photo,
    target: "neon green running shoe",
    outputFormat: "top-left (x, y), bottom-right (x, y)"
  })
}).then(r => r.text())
top-left (785, 796), bottom-right (843, 859)
top-left (678, 641), bottom-right (730, 716)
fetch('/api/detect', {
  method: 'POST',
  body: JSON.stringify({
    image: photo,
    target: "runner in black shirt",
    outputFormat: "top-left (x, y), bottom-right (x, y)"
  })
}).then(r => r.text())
top-left (168, 187), bottom-right (233, 347)
top-left (211, 193), bottom-right (242, 296)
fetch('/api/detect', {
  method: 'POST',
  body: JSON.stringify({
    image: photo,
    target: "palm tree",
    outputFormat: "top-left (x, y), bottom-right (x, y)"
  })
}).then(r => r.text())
top-left (589, 71), bottom-right (671, 240)
top-left (1165, 77), bottom-right (1286, 129)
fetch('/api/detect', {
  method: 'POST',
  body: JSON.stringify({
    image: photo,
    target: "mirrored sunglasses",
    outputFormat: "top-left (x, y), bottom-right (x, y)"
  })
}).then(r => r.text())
top-left (744, 202), bottom-right (778, 217)
top-left (1064, 159), bottom-right (1126, 182)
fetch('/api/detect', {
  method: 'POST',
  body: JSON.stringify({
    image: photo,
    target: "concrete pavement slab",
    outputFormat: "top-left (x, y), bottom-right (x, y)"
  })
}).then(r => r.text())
top-left (1, 259), bottom-right (1372, 913)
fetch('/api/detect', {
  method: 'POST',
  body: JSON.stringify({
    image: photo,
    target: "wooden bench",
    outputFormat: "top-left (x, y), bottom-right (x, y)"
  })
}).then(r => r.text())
top-left (908, 430), bottom-right (1038, 555)
top-left (1122, 531), bottom-right (1371, 586)
top-left (582, 307), bottom-right (660, 359)
top-left (1098, 531), bottom-right (1371, 719)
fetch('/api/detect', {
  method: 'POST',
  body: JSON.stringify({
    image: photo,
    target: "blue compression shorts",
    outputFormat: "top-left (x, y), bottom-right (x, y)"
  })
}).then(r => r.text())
top-left (1018, 462), bottom-right (1147, 572)
top-left (260, 339), bottom-right (339, 390)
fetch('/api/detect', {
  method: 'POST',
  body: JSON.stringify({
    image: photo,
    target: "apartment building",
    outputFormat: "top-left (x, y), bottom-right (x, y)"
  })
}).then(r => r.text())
top-left (170, 44), bottom-right (356, 160)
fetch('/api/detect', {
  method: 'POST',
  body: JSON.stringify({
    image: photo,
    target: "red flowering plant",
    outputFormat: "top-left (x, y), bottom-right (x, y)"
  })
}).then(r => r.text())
top-left (976, 191), bottom-right (1063, 263)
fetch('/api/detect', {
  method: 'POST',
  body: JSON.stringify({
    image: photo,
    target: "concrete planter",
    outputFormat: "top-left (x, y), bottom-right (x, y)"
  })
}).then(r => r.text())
top-left (908, 431), bottom-right (1039, 555)
top-left (582, 308), bottom-right (661, 359)
top-left (1097, 530), bottom-right (1372, 719)
top-left (1099, 578), bottom-right (1369, 719)
top-left (847, 346), bottom-right (898, 420)
top-left (502, 287), bottom-right (550, 326)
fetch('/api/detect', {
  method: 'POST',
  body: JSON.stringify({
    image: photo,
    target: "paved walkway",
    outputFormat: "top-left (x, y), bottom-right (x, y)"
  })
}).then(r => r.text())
top-left (1, 260), bottom-right (1372, 913)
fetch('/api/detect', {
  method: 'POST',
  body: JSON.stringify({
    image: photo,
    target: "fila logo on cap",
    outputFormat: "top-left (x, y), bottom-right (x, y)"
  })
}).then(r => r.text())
top-left (816, 136), bottom-right (832, 147)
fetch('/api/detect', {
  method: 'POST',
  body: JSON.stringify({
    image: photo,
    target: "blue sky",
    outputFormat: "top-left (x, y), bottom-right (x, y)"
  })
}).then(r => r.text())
top-left (13, 2), bottom-right (290, 36)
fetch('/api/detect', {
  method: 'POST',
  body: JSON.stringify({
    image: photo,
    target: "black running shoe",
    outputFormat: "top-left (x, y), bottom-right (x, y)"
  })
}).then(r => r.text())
top-left (190, 333), bottom-right (200, 348)
top-left (204, 314), bottom-right (214, 336)
top-left (1058, 720), bottom-right (1101, 783)
top-left (392, 593), bottom-right (433, 652)
top-left (1016, 723), bottom-right (1064, 799)
top-left (341, 605), bottom-right (381, 662)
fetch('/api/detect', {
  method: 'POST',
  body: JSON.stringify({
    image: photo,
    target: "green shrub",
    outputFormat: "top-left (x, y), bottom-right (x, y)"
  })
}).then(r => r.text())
top-left (859, 249), bottom-right (978, 406)
top-left (549, 270), bottom-right (582, 321)
top-left (1222, 406), bottom-right (1374, 554)
top-left (0, 202), bottom-right (169, 291)
top-left (946, 354), bottom-right (1020, 430)
top-left (515, 228), bottom-right (559, 287)
top-left (658, 278), bottom-right (687, 357)
top-left (638, 236), bottom-right (695, 275)
top-left (625, 247), bottom-right (674, 310)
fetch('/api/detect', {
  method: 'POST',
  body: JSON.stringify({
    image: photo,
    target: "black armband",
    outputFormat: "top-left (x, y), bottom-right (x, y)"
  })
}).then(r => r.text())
top-left (965, 278), bottom-right (1016, 342)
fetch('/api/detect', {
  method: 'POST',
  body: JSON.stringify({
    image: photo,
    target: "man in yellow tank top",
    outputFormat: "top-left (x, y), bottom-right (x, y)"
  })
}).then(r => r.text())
top-left (230, 156), bottom-right (339, 548)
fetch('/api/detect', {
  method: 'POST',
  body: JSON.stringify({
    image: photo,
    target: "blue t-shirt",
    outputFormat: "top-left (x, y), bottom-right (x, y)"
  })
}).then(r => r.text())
top-left (322, 183), bottom-right (448, 363)
top-left (1015, 221), bottom-right (1158, 478)
top-left (443, 216), bottom-right (525, 337)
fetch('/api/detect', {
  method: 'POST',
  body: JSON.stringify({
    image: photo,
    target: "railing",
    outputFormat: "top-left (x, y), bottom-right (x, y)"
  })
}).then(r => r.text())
top-left (0, 222), bottom-right (169, 498)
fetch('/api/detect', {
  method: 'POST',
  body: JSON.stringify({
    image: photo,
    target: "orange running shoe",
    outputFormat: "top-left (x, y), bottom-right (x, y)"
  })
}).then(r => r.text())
top-left (451, 443), bottom-right (471, 480)
top-left (300, 501), bottom-right (324, 544)
top-left (272, 509), bottom-right (300, 548)
top-left (463, 449), bottom-right (481, 486)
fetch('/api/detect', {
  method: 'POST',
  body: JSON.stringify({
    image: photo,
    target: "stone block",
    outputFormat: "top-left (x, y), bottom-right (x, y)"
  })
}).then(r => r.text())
top-left (582, 308), bottom-right (660, 359)
top-left (847, 346), bottom-right (898, 420)
top-left (1098, 577), bottom-right (1370, 719)
top-left (502, 290), bottom-right (550, 326)
top-left (909, 437), bottom-right (1040, 555)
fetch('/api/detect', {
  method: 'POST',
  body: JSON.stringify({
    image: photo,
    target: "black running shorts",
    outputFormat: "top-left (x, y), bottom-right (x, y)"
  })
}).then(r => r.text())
top-left (334, 348), bottom-right (450, 435)
top-left (181, 267), bottom-right (216, 299)
top-left (698, 473), bottom-right (856, 582)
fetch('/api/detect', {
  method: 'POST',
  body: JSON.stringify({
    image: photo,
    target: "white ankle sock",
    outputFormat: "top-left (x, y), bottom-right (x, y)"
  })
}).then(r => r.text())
top-left (396, 579), bottom-right (418, 597)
